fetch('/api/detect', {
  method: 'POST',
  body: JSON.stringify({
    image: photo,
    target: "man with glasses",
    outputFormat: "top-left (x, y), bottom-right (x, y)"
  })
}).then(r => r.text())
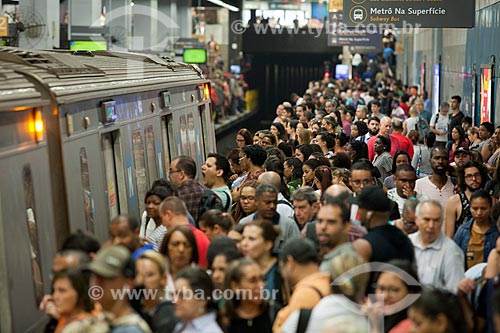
top-left (445, 161), bottom-right (488, 238)
top-left (409, 199), bottom-right (464, 292)
top-left (169, 156), bottom-right (205, 222)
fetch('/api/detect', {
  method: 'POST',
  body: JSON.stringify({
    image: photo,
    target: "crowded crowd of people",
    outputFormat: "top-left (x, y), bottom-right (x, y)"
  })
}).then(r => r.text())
top-left (38, 76), bottom-right (500, 333)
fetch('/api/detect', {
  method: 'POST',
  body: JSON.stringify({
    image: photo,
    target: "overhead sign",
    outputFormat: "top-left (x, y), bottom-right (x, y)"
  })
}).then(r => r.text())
top-left (327, 11), bottom-right (382, 50)
top-left (343, 0), bottom-right (474, 28)
top-left (329, 0), bottom-right (343, 11)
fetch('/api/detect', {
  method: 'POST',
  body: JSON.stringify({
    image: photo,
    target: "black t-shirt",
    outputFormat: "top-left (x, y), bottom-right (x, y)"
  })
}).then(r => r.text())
top-left (228, 310), bottom-right (273, 333)
top-left (363, 225), bottom-right (415, 263)
top-left (448, 111), bottom-right (465, 140)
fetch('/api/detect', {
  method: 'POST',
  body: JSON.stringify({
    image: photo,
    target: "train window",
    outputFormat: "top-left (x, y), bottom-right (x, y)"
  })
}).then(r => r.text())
top-left (113, 131), bottom-right (128, 214)
top-left (0, 111), bottom-right (37, 151)
top-left (22, 165), bottom-right (44, 306)
top-left (132, 130), bottom-right (147, 214)
top-left (161, 116), bottom-right (172, 173)
top-left (79, 148), bottom-right (95, 233)
top-left (144, 126), bottom-right (158, 187)
top-left (186, 114), bottom-right (197, 161)
top-left (102, 133), bottom-right (119, 219)
top-left (167, 114), bottom-right (176, 160)
top-left (198, 105), bottom-right (208, 159)
top-left (179, 115), bottom-right (190, 156)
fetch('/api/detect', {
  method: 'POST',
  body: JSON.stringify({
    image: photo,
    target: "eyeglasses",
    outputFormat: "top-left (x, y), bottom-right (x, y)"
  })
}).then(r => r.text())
top-left (351, 179), bottom-right (373, 186)
top-left (464, 173), bottom-right (481, 180)
top-left (169, 169), bottom-right (181, 174)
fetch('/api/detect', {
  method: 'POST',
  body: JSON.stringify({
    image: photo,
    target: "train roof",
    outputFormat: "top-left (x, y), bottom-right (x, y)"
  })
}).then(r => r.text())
top-left (0, 47), bottom-right (206, 106)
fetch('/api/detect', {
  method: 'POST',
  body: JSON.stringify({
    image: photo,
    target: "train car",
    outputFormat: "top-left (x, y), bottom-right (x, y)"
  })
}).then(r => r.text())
top-left (0, 47), bottom-right (216, 333)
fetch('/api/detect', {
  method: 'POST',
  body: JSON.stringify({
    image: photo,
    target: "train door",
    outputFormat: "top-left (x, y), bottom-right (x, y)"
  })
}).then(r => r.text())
top-left (174, 107), bottom-right (206, 174)
top-left (199, 102), bottom-right (217, 156)
top-left (101, 130), bottom-right (128, 221)
top-left (0, 109), bottom-right (57, 333)
top-left (161, 113), bottom-right (175, 174)
top-left (62, 133), bottom-right (108, 241)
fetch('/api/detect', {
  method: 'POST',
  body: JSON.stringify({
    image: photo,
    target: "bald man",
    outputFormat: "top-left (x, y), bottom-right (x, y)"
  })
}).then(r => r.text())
top-left (367, 116), bottom-right (401, 161)
top-left (258, 171), bottom-right (295, 220)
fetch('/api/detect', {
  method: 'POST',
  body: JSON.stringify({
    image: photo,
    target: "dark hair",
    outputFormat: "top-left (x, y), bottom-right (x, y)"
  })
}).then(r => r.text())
top-left (377, 135), bottom-right (391, 153)
top-left (265, 148), bottom-right (286, 164)
top-left (61, 230), bottom-right (100, 255)
top-left (392, 150), bottom-right (411, 173)
top-left (206, 236), bottom-right (243, 269)
top-left (285, 157), bottom-right (303, 180)
top-left (227, 148), bottom-right (241, 166)
top-left (367, 116), bottom-right (380, 124)
top-left (321, 198), bottom-right (350, 224)
top-left (457, 161), bottom-right (488, 192)
top-left (151, 179), bottom-right (178, 196)
top-left (451, 95), bottom-right (462, 104)
top-left (278, 142), bottom-right (294, 158)
top-left (52, 267), bottom-right (93, 313)
top-left (175, 266), bottom-right (217, 310)
top-left (309, 143), bottom-right (323, 154)
top-left (452, 125), bottom-right (467, 144)
top-left (410, 288), bottom-right (467, 333)
top-left (314, 166), bottom-right (333, 193)
top-left (480, 122), bottom-right (494, 136)
top-left (470, 189), bottom-right (493, 207)
top-left (199, 209), bottom-right (235, 233)
top-left (296, 145), bottom-right (313, 161)
top-left (303, 158), bottom-right (322, 172)
top-left (111, 214), bottom-right (140, 232)
top-left (317, 132), bottom-right (336, 150)
top-left (353, 121), bottom-right (369, 137)
top-left (349, 141), bottom-right (369, 163)
top-left (395, 164), bottom-right (416, 177)
top-left (208, 153), bottom-right (231, 182)
top-left (408, 130), bottom-right (419, 145)
top-left (237, 128), bottom-right (253, 146)
top-left (174, 156), bottom-right (197, 179)
top-left (425, 132), bottom-right (436, 148)
top-left (351, 160), bottom-right (374, 176)
top-left (145, 185), bottom-right (174, 204)
top-left (309, 152), bottom-right (332, 167)
top-left (160, 225), bottom-right (199, 266)
top-left (242, 145), bottom-right (267, 167)
top-left (331, 152), bottom-right (352, 170)
top-left (255, 183), bottom-right (278, 198)
top-left (271, 122), bottom-right (285, 140)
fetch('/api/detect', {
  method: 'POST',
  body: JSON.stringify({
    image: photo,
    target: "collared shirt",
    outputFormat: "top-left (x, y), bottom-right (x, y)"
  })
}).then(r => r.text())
top-left (272, 272), bottom-right (331, 332)
top-left (320, 242), bottom-right (357, 273)
top-left (173, 311), bottom-right (223, 333)
top-left (409, 231), bottom-right (464, 293)
top-left (454, 218), bottom-right (499, 264)
top-left (415, 176), bottom-right (454, 210)
top-left (239, 211), bottom-right (300, 249)
top-left (387, 188), bottom-right (426, 216)
top-left (177, 180), bottom-right (205, 222)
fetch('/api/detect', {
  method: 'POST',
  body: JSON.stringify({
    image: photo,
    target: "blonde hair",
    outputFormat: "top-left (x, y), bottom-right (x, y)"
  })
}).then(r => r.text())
top-left (138, 250), bottom-right (169, 276)
top-left (298, 128), bottom-right (312, 145)
top-left (330, 252), bottom-right (368, 303)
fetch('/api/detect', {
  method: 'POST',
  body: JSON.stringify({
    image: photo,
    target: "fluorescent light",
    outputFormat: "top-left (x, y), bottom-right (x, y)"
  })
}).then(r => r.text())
top-left (207, 0), bottom-right (239, 12)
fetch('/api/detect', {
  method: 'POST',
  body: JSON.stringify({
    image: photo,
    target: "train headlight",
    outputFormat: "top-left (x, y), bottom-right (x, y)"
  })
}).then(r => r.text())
top-left (203, 83), bottom-right (210, 101)
top-left (28, 109), bottom-right (44, 142)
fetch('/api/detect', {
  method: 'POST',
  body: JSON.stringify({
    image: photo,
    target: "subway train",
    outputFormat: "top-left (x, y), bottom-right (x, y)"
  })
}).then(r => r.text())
top-left (0, 47), bottom-right (216, 333)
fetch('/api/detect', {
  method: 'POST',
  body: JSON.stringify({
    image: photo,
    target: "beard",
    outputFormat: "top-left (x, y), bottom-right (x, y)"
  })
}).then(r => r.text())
top-left (369, 128), bottom-right (379, 136)
top-left (466, 183), bottom-right (481, 192)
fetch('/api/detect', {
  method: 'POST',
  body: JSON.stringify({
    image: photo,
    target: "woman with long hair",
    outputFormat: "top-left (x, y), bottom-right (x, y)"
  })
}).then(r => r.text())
top-left (302, 159), bottom-right (322, 189)
top-left (236, 128), bottom-right (253, 148)
top-left (221, 258), bottom-right (272, 333)
top-left (408, 289), bottom-right (468, 333)
top-left (284, 157), bottom-right (303, 196)
top-left (240, 220), bottom-right (285, 316)
top-left (446, 125), bottom-right (468, 164)
top-left (295, 144), bottom-right (313, 162)
top-left (160, 225), bottom-right (199, 276)
top-left (314, 166), bottom-right (333, 198)
top-left (412, 132), bottom-right (435, 178)
top-left (383, 150), bottom-right (411, 191)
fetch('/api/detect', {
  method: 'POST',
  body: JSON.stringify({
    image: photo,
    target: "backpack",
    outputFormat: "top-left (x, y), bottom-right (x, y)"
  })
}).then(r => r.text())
top-left (415, 117), bottom-right (430, 144)
top-left (197, 188), bottom-right (227, 225)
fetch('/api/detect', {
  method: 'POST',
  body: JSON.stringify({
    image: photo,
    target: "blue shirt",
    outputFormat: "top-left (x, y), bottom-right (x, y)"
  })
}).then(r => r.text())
top-left (454, 218), bottom-right (499, 264)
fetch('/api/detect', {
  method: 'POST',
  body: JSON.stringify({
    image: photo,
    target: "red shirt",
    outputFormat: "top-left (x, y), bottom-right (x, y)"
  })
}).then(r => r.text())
top-left (189, 225), bottom-right (210, 268)
top-left (391, 132), bottom-right (414, 159)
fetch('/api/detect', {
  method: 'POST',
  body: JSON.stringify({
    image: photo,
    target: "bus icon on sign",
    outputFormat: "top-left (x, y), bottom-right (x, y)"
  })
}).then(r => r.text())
top-left (353, 9), bottom-right (364, 21)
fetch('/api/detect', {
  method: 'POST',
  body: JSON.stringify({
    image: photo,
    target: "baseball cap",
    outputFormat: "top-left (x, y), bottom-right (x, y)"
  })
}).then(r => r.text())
top-left (279, 237), bottom-right (318, 264)
top-left (350, 185), bottom-right (392, 212)
top-left (454, 147), bottom-right (471, 157)
top-left (87, 245), bottom-right (133, 278)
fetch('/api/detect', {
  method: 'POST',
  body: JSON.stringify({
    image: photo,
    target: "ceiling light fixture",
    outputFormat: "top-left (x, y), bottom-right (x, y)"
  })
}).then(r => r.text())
top-left (207, 0), bottom-right (239, 12)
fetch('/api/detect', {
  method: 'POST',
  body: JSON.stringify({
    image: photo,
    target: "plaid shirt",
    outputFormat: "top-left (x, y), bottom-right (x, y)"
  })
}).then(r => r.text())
top-left (178, 180), bottom-right (205, 222)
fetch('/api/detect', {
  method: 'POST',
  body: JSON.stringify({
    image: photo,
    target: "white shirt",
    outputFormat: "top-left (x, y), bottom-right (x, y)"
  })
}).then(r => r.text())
top-left (415, 176), bottom-right (454, 210)
top-left (174, 311), bottom-right (223, 333)
top-left (281, 294), bottom-right (369, 333)
top-left (430, 112), bottom-right (450, 142)
top-left (387, 188), bottom-right (426, 216)
top-left (409, 231), bottom-right (465, 293)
